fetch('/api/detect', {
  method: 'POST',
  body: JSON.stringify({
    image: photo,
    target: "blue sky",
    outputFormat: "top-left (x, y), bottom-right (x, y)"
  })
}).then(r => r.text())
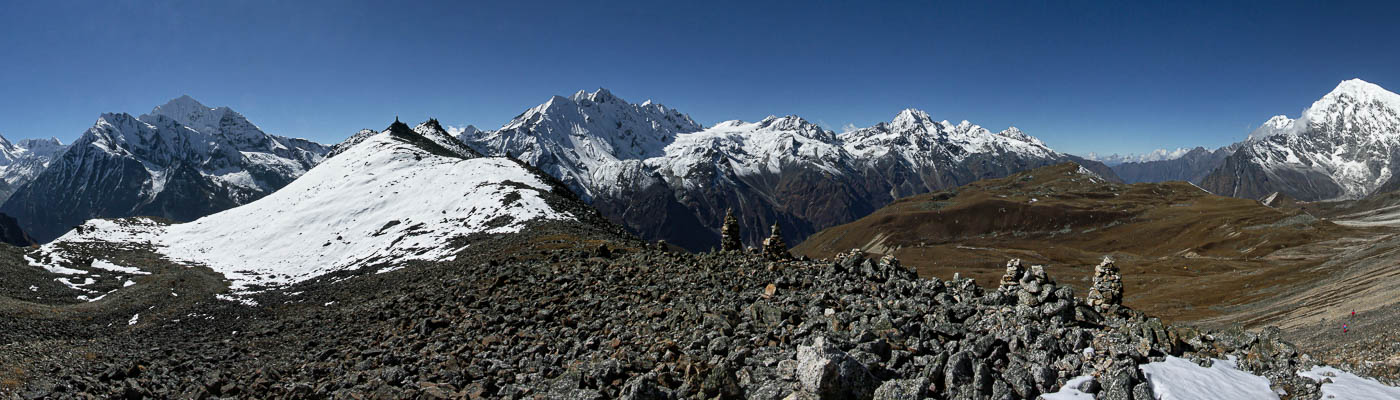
top-left (1, 1), bottom-right (1397, 156)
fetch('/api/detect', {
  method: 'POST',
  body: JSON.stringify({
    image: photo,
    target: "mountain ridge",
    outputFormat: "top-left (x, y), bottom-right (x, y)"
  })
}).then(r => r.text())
top-left (1, 97), bottom-right (331, 242)
top-left (460, 89), bottom-right (1121, 251)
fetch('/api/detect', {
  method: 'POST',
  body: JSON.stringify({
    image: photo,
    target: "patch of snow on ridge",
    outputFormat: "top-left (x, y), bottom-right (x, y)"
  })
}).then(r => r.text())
top-left (91, 259), bottom-right (151, 275)
top-left (1300, 365), bottom-right (1400, 399)
top-left (1139, 356), bottom-right (1276, 399)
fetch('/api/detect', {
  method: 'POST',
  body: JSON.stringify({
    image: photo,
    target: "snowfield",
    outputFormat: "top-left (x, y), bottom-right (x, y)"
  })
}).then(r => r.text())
top-left (31, 123), bottom-right (575, 292)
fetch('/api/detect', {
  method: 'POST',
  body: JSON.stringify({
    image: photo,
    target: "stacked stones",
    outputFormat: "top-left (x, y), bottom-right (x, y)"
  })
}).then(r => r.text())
top-left (719, 209), bottom-right (743, 252)
top-left (998, 259), bottom-right (1026, 293)
top-left (1087, 256), bottom-right (1124, 313)
top-left (762, 223), bottom-right (791, 260)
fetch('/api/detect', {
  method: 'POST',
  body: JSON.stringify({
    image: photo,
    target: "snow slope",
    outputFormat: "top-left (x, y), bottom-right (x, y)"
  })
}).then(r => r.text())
top-left (1300, 365), bottom-right (1400, 399)
top-left (31, 120), bottom-right (575, 292)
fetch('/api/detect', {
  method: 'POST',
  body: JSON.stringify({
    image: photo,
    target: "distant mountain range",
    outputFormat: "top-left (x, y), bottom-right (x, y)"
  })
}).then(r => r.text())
top-left (1, 96), bottom-right (330, 242)
top-left (460, 89), bottom-right (1119, 250)
top-left (1108, 145), bottom-right (1239, 184)
top-left (10, 80), bottom-right (1397, 247)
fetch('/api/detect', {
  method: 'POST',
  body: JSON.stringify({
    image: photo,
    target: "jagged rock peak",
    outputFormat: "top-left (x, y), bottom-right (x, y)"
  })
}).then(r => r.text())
top-left (417, 118), bottom-right (446, 133)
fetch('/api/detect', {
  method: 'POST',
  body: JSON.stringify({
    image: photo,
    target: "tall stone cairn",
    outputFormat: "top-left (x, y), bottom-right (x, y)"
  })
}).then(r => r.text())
top-left (1086, 256), bottom-right (1124, 313)
top-left (998, 259), bottom-right (1026, 293)
top-left (719, 209), bottom-right (743, 252)
top-left (762, 223), bottom-right (792, 260)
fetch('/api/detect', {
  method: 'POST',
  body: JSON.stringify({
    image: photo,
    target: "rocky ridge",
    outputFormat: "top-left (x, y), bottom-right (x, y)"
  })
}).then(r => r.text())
top-left (1, 236), bottom-right (1356, 399)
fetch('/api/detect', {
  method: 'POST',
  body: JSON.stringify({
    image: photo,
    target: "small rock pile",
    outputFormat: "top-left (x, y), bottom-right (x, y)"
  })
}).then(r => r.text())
top-left (720, 209), bottom-right (742, 252)
top-left (998, 259), bottom-right (1026, 293)
top-left (1087, 256), bottom-right (1124, 314)
top-left (762, 223), bottom-right (791, 260)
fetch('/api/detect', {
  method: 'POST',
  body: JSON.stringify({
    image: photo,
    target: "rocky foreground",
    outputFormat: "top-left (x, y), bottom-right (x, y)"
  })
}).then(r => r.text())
top-left (2, 232), bottom-right (1362, 400)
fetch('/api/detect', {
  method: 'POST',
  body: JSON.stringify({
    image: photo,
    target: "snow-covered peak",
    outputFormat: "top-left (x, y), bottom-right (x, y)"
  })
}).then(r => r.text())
top-left (996, 126), bottom-right (1043, 145)
top-left (570, 88), bottom-right (620, 105)
top-left (1248, 115), bottom-right (1297, 141)
top-left (148, 95), bottom-right (244, 135)
top-left (1295, 79), bottom-right (1400, 139)
top-left (150, 95), bottom-right (211, 121)
top-left (464, 89), bottom-right (704, 199)
top-left (890, 109), bottom-right (935, 132)
top-left (648, 115), bottom-right (852, 182)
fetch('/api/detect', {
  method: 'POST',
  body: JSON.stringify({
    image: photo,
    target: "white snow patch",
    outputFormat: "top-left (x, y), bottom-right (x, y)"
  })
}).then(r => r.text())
top-left (215, 294), bottom-right (260, 307)
top-left (1140, 356), bottom-right (1276, 400)
top-left (26, 255), bottom-right (83, 275)
top-left (1041, 375), bottom-right (1095, 399)
top-left (90, 259), bottom-right (151, 275)
top-left (1299, 365), bottom-right (1400, 399)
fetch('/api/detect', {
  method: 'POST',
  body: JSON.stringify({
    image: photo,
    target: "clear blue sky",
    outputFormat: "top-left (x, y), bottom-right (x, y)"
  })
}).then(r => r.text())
top-left (1, 1), bottom-right (1397, 156)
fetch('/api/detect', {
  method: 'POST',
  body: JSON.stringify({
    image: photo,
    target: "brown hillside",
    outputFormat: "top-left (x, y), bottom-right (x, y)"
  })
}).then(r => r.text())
top-left (794, 163), bottom-right (1373, 323)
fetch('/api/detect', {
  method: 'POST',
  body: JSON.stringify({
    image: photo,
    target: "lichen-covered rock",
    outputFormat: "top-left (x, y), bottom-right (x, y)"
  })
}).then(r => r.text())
top-left (796, 337), bottom-right (877, 399)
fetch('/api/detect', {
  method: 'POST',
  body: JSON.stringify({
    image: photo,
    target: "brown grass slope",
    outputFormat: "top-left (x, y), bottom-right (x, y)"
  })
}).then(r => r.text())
top-left (794, 162), bottom-right (1373, 324)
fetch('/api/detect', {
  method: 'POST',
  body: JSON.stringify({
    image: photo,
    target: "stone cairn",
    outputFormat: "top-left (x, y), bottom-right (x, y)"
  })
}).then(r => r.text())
top-left (1086, 256), bottom-right (1124, 313)
top-left (998, 259), bottom-right (1026, 293)
top-left (720, 209), bottom-right (743, 252)
top-left (762, 223), bottom-right (792, 260)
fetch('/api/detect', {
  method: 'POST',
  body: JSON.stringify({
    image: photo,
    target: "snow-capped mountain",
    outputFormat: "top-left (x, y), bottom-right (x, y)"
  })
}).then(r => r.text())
top-left (1201, 79), bottom-right (1400, 201)
top-left (0, 134), bottom-right (67, 202)
top-left (1, 96), bottom-right (331, 242)
top-left (464, 88), bottom-right (703, 200)
top-left (463, 91), bottom-right (1119, 250)
top-left (842, 109), bottom-right (1115, 201)
top-left (27, 119), bottom-right (588, 291)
